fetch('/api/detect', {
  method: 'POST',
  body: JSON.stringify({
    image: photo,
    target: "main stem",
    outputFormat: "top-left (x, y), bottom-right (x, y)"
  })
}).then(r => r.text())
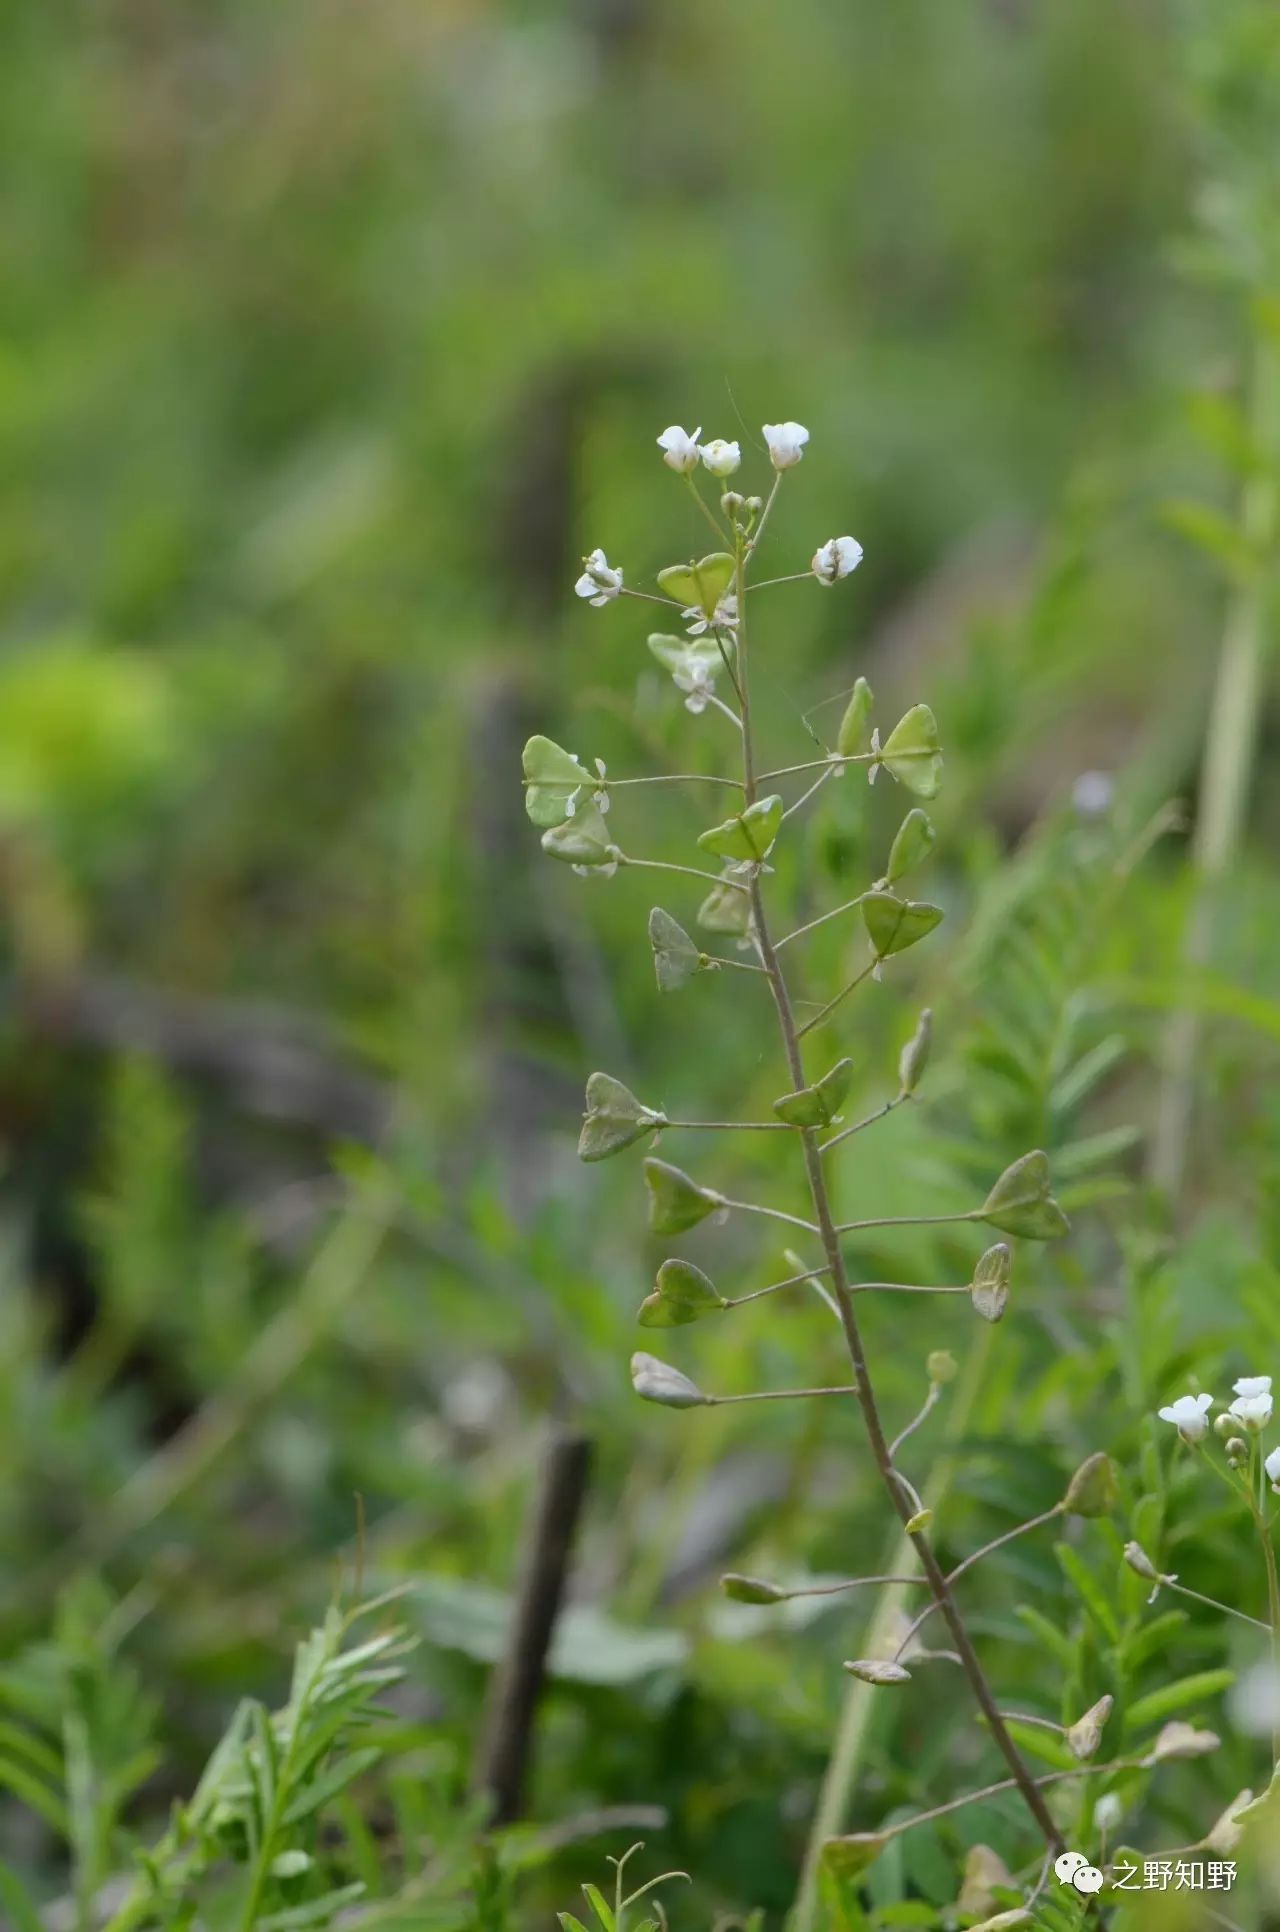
top-left (734, 542), bottom-right (1063, 1862)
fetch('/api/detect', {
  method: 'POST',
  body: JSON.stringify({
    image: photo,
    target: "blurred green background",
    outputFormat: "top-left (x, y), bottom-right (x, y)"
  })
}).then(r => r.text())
top-left (3, 0), bottom-right (1280, 1926)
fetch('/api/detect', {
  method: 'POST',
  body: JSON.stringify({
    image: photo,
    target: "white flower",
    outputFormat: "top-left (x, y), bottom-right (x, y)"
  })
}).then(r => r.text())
top-left (1094, 1793), bottom-right (1124, 1837)
top-left (1234, 1375), bottom-right (1272, 1398)
top-left (699, 438), bottom-right (741, 477)
top-left (574, 547), bottom-right (623, 605)
top-left (1266, 1447), bottom-right (1280, 1491)
top-left (1072, 769), bottom-right (1114, 818)
top-left (1230, 1390), bottom-right (1273, 1432)
top-left (867, 725), bottom-right (882, 785)
top-left (673, 663), bottom-right (716, 714)
top-left (657, 424), bottom-right (701, 474)
top-left (1157, 1392), bottom-right (1214, 1442)
top-left (762, 421), bottom-right (809, 469)
top-left (811, 536), bottom-right (864, 585)
top-left (683, 591), bottom-right (738, 637)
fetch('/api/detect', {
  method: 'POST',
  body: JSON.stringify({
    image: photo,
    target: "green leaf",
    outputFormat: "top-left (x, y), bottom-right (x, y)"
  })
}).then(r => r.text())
top-left (648, 907), bottom-right (703, 991)
top-left (1162, 499), bottom-right (1258, 580)
top-left (697, 794), bottom-right (783, 863)
top-left (581, 1883), bottom-right (617, 1932)
top-left (1000, 1719), bottom-right (1076, 1772)
top-left (836, 676), bottom-right (874, 758)
top-left (0, 1758), bottom-right (67, 1838)
top-left (980, 1150), bottom-right (1069, 1240)
top-left (697, 869), bottom-right (753, 934)
top-left (281, 1746), bottom-right (381, 1825)
top-left (638, 1258), bottom-right (725, 1327)
top-left (1055, 1542), bottom-right (1119, 1644)
top-left (0, 1862), bottom-right (44, 1932)
top-left (772, 1057), bottom-right (854, 1128)
top-left (578, 1073), bottom-right (666, 1161)
top-left (1012, 1603), bottom-right (1075, 1672)
top-left (559, 1917), bottom-right (592, 1932)
top-left (876, 704), bottom-right (942, 796)
top-left (861, 891), bottom-right (944, 960)
top-left (1124, 1670), bottom-right (1236, 1734)
top-left (541, 801), bottom-right (616, 867)
top-left (884, 809), bottom-right (935, 885)
top-left (643, 1157), bottom-right (722, 1233)
top-left (522, 735), bottom-right (594, 826)
top-left (656, 551), bottom-right (735, 617)
top-left (257, 1887), bottom-right (367, 1932)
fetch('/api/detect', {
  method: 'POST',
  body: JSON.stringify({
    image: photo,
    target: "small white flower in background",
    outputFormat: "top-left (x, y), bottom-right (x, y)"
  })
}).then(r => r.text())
top-left (683, 591), bottom-right (739, 637)
top-left (1094, 1793), bottom-right (1124, 1837)
top-left (1072, 769), bottom-right (1114, 818)
top-left (1266, 1446), bottom-right (1280, 1492)
top-left (1228, 1662), bottom-right (1280, 1740)
top-left (1230, 1389), bottom-right (1273, 1432)
top-left (1234, 1374), bottom-right (1272, 1398)
top-left (762, 421), bottom-right (809, 469)
top-left (657, 424), bottom-right (701, 473)
top-left (811, 536), bottom-right (864, 585)
top-left (591, 757), bottom-right (609, 813)
top-left (574, 547), bottom-right (623, 605)
top-left (674, 662), bottom-right (716, 714)
top-left (1157, 1392), bottom-right (1214, 1442)
top-left (699, 437), bottom-right (741, 477)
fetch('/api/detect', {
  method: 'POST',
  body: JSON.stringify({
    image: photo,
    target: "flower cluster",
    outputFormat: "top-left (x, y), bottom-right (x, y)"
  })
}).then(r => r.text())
top-left (573, 422), bottom-right (862, 635)
top-left (1158, 1375), bottom-right (1280, 1487)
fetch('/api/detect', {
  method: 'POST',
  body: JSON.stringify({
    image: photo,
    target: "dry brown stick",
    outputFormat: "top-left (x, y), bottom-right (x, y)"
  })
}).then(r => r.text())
top-left (472, 1429), bottom-right (594, 1824)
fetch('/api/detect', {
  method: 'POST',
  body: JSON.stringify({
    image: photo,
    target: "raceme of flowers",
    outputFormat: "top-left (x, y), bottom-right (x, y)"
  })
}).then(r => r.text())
top-left (1158, 1375), bottom-right (1280, 1484)
top-left (573, 425), bottom-right (862, 719)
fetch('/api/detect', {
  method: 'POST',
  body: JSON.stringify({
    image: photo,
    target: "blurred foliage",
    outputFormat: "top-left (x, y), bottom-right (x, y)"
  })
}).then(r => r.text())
top-left (2, 0), bottom-right (1280, 1926)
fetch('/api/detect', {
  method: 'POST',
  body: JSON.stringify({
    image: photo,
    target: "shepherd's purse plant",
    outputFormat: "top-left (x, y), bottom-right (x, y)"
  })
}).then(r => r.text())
top-left (521, 420), bottom-right (1141, 1909)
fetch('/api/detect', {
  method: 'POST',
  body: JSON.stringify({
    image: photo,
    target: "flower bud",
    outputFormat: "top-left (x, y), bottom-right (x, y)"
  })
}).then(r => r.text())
top-left (1214, 1409), bottom-right (1235, 1439)
top-left (1066, 1693), bottom-right (1112, 1761)
top-left (927, 1349), bottom-right (957, 1385)
top-left (1225, 1436), bottom-right (1248, 1465)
